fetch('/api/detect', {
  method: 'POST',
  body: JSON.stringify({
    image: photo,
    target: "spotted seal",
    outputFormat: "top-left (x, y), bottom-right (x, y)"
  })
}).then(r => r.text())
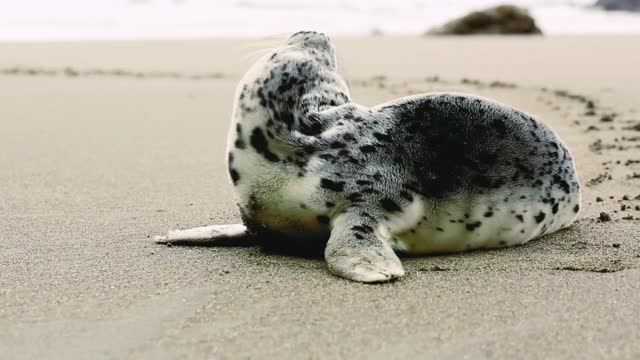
top-left (155, 31), bottom-right (581, 283)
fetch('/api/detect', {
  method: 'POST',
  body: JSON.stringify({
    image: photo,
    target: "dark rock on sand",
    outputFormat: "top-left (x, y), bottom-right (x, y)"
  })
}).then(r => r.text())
top-left (427, 5), bottom-right (542, 35)
top-left (598, 212), bottom-right (612, 222)
top-left (594, 0), bottom-right (640, 12)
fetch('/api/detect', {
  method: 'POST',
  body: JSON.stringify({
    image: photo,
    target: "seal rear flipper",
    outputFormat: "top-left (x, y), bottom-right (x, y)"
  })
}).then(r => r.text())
top-left (324, 210), bottom-right (404, 283)
top-left (154, 224), bottom-right (255, 247)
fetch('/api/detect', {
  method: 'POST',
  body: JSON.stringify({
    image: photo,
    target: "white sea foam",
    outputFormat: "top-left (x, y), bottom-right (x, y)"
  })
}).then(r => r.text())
top-left (0, 0), bottom-right (639, 41)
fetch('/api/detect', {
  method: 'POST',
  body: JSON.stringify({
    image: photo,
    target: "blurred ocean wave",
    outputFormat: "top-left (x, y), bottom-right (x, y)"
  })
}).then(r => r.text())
top-left (1, 0), bottom-right (639, 41)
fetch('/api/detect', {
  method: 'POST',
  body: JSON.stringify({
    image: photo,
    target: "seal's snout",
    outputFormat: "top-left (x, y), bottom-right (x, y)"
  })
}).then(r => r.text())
top-left (286, 31), bottom-right (336, 67)
top-left (287, 31), bottom-right (332, 51)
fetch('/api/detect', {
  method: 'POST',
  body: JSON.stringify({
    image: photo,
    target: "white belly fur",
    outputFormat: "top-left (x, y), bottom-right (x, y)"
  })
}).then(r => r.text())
top-left (389, 188), bottom-right (579, 254)
top-left (233, 151), bottom-right (329, 238)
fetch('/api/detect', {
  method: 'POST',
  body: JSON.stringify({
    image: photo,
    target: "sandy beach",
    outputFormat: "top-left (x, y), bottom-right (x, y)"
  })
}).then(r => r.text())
top-left (1, 36), bottom-right (639, 359)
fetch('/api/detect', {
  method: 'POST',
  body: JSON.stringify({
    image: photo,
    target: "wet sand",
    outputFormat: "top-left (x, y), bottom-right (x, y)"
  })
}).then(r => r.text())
top-left (1, 36), bottom-right (639, 359)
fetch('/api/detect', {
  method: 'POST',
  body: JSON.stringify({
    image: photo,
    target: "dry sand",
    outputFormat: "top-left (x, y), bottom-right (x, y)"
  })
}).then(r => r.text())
top-left (1, 36), bottom-right (639, 359)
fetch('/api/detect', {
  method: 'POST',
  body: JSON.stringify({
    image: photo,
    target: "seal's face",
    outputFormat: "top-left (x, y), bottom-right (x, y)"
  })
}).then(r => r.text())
top-left (287, 31), bottom-right (336, 68)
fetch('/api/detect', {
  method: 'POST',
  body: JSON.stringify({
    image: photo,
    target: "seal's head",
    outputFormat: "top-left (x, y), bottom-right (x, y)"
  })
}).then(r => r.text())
top-left (287, 31), bottom-right (336, 67)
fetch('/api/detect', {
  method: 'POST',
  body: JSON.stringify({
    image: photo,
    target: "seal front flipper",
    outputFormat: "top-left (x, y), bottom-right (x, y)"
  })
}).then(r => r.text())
top-left (281, 103), bottom-right (368, 153)
top-left (300, 103), bottom-right (368, 135)
top-left (325, 210), bottom-right (404, 283)
top-left (154, 224), bottom-right (255, 247)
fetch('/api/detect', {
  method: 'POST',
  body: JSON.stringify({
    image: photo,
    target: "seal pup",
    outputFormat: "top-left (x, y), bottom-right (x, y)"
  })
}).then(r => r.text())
top-left (156, 31), bottom-right (581, 283)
